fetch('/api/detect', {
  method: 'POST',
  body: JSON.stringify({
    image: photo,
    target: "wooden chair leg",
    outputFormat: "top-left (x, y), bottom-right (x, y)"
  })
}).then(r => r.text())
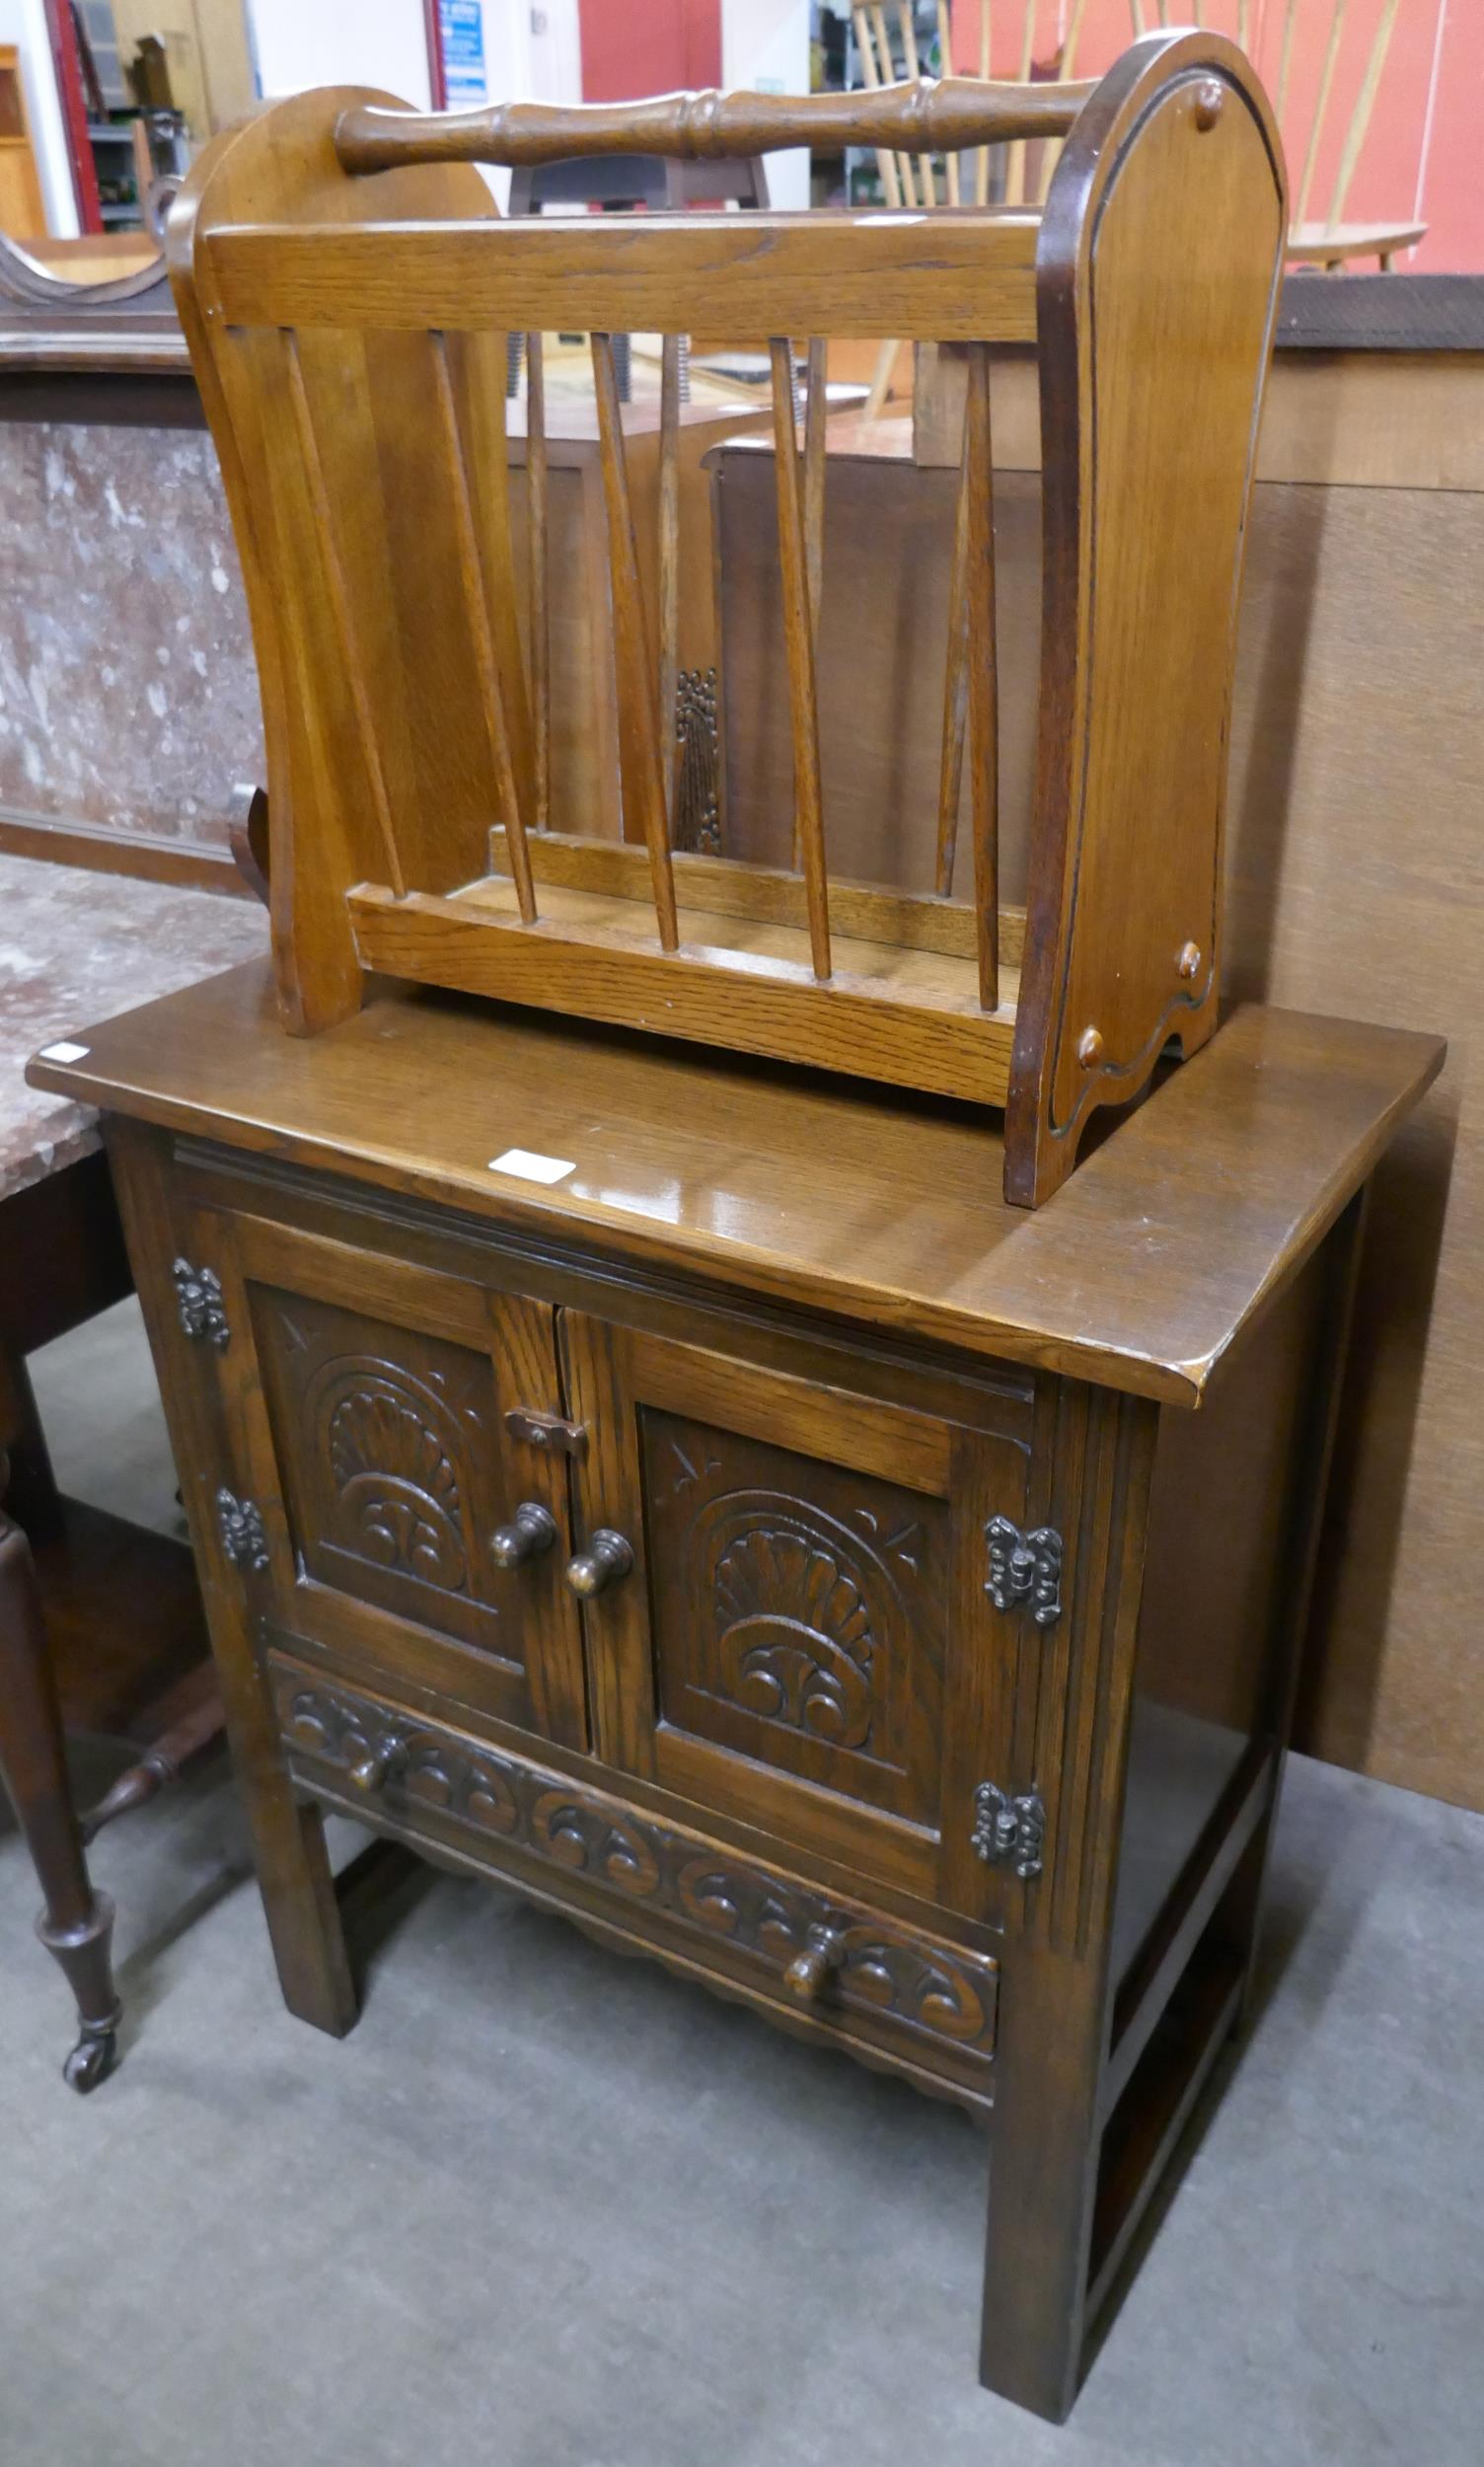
top-left (0, 1340), bottom-right (63, 1543)
top-left (0, 1455), bottom-right (121, 2091)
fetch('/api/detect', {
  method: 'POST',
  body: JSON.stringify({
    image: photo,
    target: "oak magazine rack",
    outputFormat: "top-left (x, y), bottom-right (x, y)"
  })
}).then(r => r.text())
top-left (168, 31), bottom-right (1286, 1205)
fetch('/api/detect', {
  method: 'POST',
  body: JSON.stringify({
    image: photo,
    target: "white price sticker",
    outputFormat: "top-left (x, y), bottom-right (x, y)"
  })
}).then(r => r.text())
top-left (487, 1148), bottom-right (575, 1185)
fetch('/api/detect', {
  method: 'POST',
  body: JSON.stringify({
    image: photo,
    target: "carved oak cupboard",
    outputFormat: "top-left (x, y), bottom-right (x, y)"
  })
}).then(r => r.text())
top-left (29, 969), bottom-right (1443, 2422)
top-left (19, 25), bottom-right (1448, 2430)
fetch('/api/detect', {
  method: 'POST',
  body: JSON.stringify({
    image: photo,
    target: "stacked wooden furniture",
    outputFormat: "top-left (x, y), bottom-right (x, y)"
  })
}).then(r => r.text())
top-left (23, 32), bottom-right (1447, 2422)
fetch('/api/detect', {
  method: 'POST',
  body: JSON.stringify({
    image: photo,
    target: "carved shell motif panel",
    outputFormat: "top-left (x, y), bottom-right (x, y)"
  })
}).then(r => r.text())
top-left (324, 1374), bottom-right (468, 1589)
top-left (710, 1515), bottom-right (878, 1751)
top-left (250, 1290), bottom-right (508, 1655)
top-left (643, 1413), bottom-right (946, 1822)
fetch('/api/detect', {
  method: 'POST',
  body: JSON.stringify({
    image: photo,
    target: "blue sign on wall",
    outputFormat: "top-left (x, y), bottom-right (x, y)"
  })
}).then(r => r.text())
top-left (440, 0), bottom-right (486, 104)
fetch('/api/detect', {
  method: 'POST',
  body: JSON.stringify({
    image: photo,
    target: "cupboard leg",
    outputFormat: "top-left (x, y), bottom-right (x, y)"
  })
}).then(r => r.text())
top-left (979, 1945), bottom-right (1106, 2423)
top-left (225, 1690), bottom-right (358, 2041)
top-left (104, 1123), bottom-right (359, 2042)
top-left (0, 1458), bottom-right (121, 2091)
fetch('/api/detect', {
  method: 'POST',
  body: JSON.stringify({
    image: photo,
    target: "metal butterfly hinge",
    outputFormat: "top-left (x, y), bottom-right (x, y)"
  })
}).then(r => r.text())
top-left (985, 1517), bottom-right (1063, 1628)
top-left (971, 1782), bottom-right (1046, 1881)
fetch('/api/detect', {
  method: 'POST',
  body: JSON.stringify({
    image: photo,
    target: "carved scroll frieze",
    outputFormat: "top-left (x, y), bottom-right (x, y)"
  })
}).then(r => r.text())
top-left (271, 1665), bottom-right (997, 2059)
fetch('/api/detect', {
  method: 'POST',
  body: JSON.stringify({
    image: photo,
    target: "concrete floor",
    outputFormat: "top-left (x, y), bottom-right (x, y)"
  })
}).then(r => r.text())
top-left (2, 1300), bottom-right (1482, 2467)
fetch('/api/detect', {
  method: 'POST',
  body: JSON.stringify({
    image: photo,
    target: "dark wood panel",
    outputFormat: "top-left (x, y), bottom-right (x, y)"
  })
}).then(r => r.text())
top-left (1113, 1252), bottom-right (1329, 1979)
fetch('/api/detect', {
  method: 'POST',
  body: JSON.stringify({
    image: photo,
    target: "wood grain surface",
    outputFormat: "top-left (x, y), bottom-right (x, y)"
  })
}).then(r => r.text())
top-left (714, 350), bottom-right (1480, 1811)
top-left (27, 964), bottom-right (1440, 1415)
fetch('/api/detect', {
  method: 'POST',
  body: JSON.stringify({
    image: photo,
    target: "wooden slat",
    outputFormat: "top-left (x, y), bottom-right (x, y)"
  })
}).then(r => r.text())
top-left (1275, 0), bottom-right (1298, 120)
top-left (770, 336), bottom-right (830, 980)
top-left (793, 334), bottom-right (828, 870)
top-left (349, 882), bottom-right (1015, 1107)
top-left (853, 7), bottom-right (905, 211)
top-left (281, 331), bottom-right (405, 896)
top-left (485, 825), bottom-right (1029, 967)
top-left (938, 3), bottom-right (960, 206)
top-left (963, 342), bottom-right (999, 1009)
top-left (1039, 0), bottom-right (1090, 205)
top-left (1004, 2), bottom-right (1038, 209)
top-left (976, 6), bottom-right (991, 206)
top-left (1298, 2), bottom-right (1348, 229)
top-left (865, 8), bottom-right (910, 205)
top-left (803, 336), bottom-right (827, 658)
top-left (934, 464), bottom-right (970, 901)
top-left (895, 4), bottom-right (935, 205)
top-left (591, 331), bottom-right (678, 948)
top-left (869, 6), bottom-right (918, 206)
top-left (525, 328), bottom-right (550, 832)
top-left (206, 215), bottom-right (1042, 346)
top-left (1327, 0), bottom-right (1400, 232)
top-left (657, 331), bottom-right (682, 826)
top-left (429, 329), bottom-right (537, 922)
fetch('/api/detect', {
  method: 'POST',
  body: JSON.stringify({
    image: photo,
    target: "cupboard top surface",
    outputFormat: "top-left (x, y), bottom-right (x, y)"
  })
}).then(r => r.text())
top-left (28, 960), bottom-right (1441, 1410)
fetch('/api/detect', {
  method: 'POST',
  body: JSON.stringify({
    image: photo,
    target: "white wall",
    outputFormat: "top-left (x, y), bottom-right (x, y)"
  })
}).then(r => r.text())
top-left (0, 0), bottom-right (79, 235)
top-left (722, 0), bottom-right (809, 211)
top-left (245, 0), bottom-right (431, 107)
top-left (525, 0), bottom-right (581, 108)
top-left (246, 0), bottom-right (580, 114)
top-left (438, 0), bottom-right (582, 206)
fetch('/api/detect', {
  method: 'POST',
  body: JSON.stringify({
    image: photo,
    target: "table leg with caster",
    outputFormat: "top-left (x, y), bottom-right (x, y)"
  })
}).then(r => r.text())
top-left (0, 1450), bottom-right (121, 2091)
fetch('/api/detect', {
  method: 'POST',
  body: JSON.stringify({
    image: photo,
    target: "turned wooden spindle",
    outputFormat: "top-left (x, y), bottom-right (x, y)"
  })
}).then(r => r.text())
top-left (333, 75), bottom-right (1096, 181)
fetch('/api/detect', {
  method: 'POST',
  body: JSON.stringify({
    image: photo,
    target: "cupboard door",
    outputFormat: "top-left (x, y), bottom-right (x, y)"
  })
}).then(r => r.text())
top-left (561, 1312), bottom-right (1026, 1909)
top-left (194, 1207), bottom-right (588, 1750)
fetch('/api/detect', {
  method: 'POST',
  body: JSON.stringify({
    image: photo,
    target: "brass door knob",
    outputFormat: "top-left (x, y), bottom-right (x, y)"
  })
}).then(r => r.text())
top-left (349, 1734), bottom-right (408, 1794)
top-left (564, 1529), bottom-right (634, 1597)
top-left (490, 1500), bottom-right (558, 1568)
top-left (783, 1924), bottom-right (847, 2002)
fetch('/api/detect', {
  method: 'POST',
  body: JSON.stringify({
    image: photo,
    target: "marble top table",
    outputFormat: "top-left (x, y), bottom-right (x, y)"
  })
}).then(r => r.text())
top-left (0, 850), bottom-right (266, 1202)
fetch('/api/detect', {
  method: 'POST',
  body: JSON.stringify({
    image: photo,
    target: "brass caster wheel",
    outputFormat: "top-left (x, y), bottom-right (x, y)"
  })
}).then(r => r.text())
top-left (62, 2024), bottom-right (118, 2093)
